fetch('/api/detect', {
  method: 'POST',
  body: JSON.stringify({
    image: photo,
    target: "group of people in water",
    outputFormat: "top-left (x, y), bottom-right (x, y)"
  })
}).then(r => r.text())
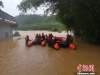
top-left (25, 33), bottom-right (76, 50)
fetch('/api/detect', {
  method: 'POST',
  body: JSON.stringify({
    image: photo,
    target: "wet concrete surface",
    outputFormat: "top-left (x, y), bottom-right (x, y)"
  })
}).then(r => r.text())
top-left (0, 32), bottom-right (100, 75)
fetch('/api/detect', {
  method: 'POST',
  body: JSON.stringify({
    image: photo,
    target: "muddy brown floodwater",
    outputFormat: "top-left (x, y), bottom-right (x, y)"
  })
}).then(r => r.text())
top-left (0, 31), bottom-right (100, 75)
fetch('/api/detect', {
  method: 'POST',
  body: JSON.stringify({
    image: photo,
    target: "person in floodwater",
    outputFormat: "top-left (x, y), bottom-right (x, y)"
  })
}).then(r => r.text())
top-left (34, 33), bottom-right (41, 45)
top-left (45, 34), bottom-right (48, 42)
top-left (40, 33), bottom-right (47, 46)
top-left (33, 34), bottom-right (39, 45)
top-left (35, 34), bottom-right (38, 41)
top-left (60, 38), bottom-right (67, 48)
top-left (48, 33), bottom-right (54, 47)
top-left (38, 34), bottom-right (42, 44)
top-left (53, 37), bottom-right (60, 49)
top-left (59, 34), bottom-right (74, 48)
top-left (66, 34), bottom-right (74, 47)
top-left (41, 33), bottom-right (45, 41)
top-left (25, 35), bottom-right (30, 46)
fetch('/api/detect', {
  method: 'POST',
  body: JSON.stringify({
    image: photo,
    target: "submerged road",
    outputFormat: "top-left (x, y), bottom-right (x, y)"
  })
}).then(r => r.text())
top-left (0, 32), bottom-right (100, 75)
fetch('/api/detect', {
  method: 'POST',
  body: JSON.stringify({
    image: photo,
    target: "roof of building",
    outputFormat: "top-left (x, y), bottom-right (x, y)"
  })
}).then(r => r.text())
top-left (0, 9), bottom-right (16, 25)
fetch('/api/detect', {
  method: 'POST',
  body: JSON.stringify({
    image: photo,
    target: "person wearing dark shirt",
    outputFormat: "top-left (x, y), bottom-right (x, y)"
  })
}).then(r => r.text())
top-left (66, 34), bottom-right (74, 47)
top-left (25, 35), bottom-right (30, 46)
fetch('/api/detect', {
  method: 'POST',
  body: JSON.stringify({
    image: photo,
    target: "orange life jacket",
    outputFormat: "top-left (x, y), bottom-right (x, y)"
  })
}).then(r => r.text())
top-left (54, 43), bottom-right (60, 50)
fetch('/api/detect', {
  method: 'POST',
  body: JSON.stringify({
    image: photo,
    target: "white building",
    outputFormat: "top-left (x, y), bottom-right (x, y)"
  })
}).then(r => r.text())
top-left (0, 10), bottom-right (17, 40)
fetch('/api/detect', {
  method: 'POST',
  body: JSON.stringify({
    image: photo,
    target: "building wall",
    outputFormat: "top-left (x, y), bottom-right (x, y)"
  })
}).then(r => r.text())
top-left (0, 23), bottom-right (13, 40)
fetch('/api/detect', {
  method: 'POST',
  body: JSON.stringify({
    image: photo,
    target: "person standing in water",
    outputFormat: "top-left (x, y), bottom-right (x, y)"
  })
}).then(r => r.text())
top-left (66, 34), bottom-right (74, 47)
top-left (25, 35), bottom-right (30, 46)
top-left (41, 33), bottom-right (45, 41)
top-left (48, 33), bottom-right (54, 47)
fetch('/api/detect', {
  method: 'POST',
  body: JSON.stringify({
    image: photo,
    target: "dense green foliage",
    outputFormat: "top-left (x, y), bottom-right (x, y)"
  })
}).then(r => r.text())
top-left (15, 14), bottom-right (65, 31)
top-left (18, 0), bottom-right (100, 44)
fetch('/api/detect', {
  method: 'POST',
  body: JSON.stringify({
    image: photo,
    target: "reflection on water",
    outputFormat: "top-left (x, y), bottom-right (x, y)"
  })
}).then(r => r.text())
top-left (0, 31), bottom-right (100, 75)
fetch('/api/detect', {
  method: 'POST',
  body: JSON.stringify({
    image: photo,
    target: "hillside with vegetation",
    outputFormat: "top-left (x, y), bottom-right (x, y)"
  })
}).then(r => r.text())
top-left (15, 15), bottom-right (65, 31)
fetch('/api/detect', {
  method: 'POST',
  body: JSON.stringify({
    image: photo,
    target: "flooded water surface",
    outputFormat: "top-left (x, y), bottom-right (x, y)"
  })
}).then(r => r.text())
top-left (0, 31), bottom-right (100, 75)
